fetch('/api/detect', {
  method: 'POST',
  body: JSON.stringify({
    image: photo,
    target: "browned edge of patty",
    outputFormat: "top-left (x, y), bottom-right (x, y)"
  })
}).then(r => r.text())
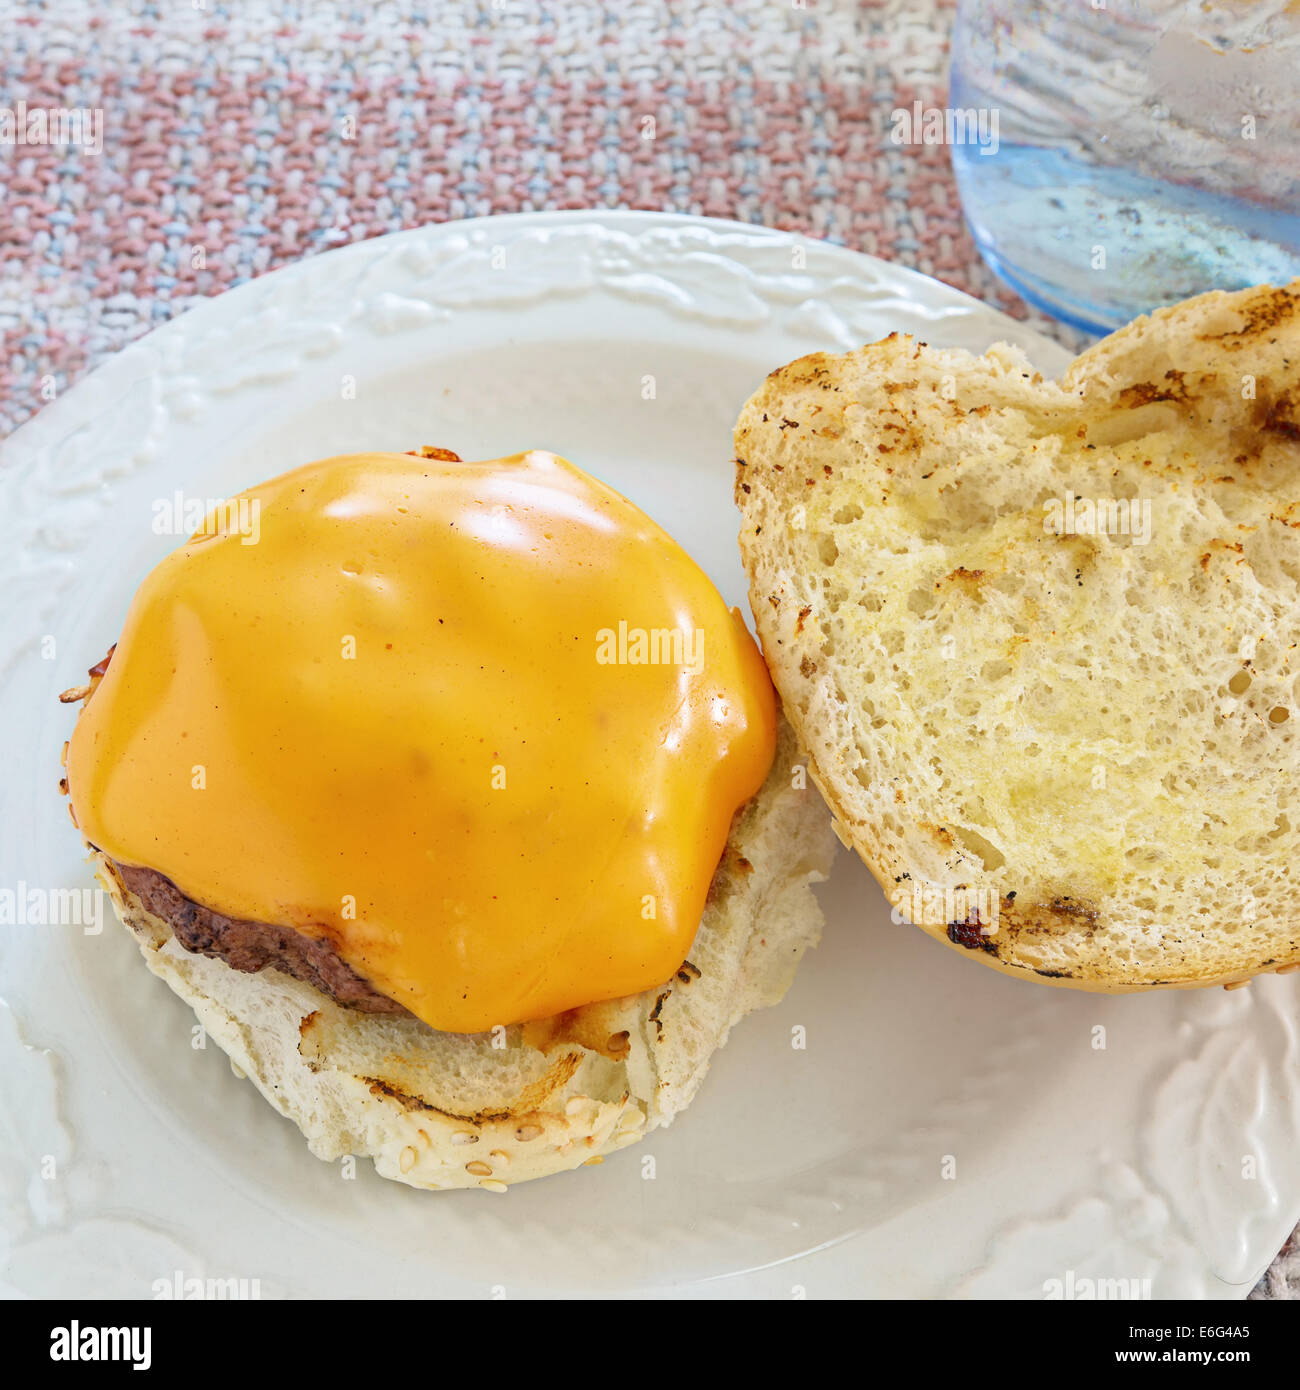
top-left (114, 863), bottom-right (413, 1017)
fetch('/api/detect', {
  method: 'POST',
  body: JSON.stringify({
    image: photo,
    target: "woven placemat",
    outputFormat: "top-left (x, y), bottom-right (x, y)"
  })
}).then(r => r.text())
top-left (0, 0), bottom-right (1291, 1297)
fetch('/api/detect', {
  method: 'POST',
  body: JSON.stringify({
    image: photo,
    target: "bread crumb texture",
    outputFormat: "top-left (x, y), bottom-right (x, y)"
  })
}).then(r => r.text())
top-left (736, 280), bottom-right (1300, 991)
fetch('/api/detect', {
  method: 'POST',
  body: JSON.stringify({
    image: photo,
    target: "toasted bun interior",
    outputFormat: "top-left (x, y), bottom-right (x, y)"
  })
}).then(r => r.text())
top-left (735, 282), bottom-right (1300, 992)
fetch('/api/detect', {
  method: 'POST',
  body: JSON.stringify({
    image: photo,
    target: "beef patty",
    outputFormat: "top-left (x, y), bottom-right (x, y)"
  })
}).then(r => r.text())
top-left (115, 863), bottom-right (412, 1017)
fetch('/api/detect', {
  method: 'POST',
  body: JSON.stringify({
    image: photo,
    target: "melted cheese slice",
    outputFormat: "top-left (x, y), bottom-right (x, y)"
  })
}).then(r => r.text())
top-left (68, 450), bottom-right (777, 1032)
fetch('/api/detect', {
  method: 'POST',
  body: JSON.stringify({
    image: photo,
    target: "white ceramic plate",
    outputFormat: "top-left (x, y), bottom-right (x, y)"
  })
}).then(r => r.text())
top-left (3, 211), bottom-right (1298, 1300)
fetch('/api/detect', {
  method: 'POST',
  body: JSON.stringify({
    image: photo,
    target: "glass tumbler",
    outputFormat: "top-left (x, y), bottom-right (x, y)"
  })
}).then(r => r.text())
top-left (949, 0), bottom-right (1300, 333)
